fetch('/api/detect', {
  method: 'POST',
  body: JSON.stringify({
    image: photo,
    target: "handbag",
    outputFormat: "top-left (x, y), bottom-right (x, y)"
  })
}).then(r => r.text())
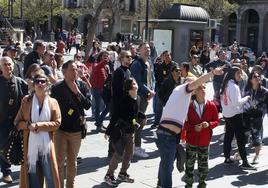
top-left (0, 127), bottom-right (24, 165)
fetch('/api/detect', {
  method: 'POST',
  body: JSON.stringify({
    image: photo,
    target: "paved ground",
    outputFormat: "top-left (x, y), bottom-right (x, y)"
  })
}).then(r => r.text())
top-left (1, 49), bottom-right (268, 187)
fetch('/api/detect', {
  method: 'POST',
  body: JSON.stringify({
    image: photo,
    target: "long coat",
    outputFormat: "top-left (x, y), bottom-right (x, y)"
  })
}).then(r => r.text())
top-left (14, 95), bottom-right (61, 188)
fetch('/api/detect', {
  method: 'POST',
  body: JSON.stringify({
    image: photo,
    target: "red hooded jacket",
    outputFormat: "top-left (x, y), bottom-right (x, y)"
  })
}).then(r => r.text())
top-left (184, 100), bottom-right (219, 147)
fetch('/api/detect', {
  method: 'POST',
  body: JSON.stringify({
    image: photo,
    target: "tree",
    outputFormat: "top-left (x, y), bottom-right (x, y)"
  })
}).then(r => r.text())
top-left (147, 0), bottom-right (238, 19)
top-left (83, 0), bottom-right (124, 59)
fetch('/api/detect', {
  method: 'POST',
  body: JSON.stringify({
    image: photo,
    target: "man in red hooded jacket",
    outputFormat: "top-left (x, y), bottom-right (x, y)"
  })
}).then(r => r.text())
top-left (184, 84), bottom-right (219, 188)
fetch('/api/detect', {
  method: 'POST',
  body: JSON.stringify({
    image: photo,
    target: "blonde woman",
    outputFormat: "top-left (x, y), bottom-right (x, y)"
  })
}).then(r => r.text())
top-left (15, 73), bottom-right (61, 188)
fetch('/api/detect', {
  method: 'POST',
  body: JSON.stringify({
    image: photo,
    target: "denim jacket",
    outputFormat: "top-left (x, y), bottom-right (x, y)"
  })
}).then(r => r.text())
top-left (130, 57), bottom-right (153, 98)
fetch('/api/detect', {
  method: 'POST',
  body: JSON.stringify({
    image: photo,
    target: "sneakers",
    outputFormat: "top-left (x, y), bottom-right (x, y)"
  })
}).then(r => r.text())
top-left (104, 174), bottom-right (118, 187)
top-left (117, 172), bottom-right (134, 183)
top-left (224, 158), bottom-right (235, 164)
top-left (134, 147), bottom-right (149, 158)
top-left (240, 162), bottom-right (256, 170)
top-left (2, 175), bottom-right (13, 184)
top-left (252, 155), bottom-right (259, 164)
top-left (233, 152), bottom-right (241, 161)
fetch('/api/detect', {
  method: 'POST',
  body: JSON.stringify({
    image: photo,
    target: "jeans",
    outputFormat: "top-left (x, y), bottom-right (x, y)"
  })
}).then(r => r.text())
top-left (0, 123), bottom-right (12, 176)
top-left (92, 88), bottom-right (105, 127)
top-left (153, 93), bottom-right (163, 126)
top-left (55, 130), bottom-right (81, 188)
top-left (96, 102), bottom-right (110, 127)
top-left (135, 97), bottom-right (148, 147)
top-left (28, 154), bottom-right (54, 188)
top-left (155, 132), bottom-right (177, 188)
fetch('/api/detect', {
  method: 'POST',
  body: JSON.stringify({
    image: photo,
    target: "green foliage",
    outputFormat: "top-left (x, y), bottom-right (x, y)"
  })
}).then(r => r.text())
top-left (145, 0), bottom-right (239, 19)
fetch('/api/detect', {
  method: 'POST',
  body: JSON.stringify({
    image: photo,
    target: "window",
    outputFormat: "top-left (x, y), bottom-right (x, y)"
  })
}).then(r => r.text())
top-left (121, 19), bottom-right (131, 33)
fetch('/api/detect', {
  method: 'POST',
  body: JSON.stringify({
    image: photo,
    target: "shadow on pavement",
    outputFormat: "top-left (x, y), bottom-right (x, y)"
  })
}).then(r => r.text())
top-left (207, 163), bottom-right (248, 181)
top-left (232, 169), bottom-right (268, 187)
top-left (77, 156), bottom-right (109, 175)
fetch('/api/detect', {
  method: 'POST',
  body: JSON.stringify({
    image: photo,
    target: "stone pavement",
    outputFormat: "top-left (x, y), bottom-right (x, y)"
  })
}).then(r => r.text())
top-left (1, 82), bottom-right (268, 188)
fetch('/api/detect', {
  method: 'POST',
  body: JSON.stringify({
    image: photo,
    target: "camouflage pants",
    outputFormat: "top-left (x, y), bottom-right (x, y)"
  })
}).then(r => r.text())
top-left (185, 144), bottom-right (209, 188)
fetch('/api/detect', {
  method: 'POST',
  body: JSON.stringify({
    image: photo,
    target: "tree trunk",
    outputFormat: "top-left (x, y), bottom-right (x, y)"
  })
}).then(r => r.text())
top-left (85, 20), bottom-right (97, 61)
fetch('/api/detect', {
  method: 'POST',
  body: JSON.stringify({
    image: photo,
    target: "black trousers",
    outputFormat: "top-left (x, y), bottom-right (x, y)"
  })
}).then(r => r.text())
top-left (224, 114), bottom-right (247, 161)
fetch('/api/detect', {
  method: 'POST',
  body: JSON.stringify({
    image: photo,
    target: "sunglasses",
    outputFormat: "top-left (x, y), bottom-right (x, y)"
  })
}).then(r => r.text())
top-left (253, 75), bottom-right (260, 79)
top-left (125, 55), bottom-right (132, 58)
top-left (173, 69), bottom-right (181, 72)
top-left (76, 56), bottom-right (82, 59)
top-left (34, 79), bottom-right (46, 85)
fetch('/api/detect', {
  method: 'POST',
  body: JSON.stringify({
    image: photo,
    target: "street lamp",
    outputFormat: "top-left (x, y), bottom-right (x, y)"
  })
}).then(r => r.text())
top-left (144, 0), bottom-right (149, 42)
top-left (50, 0), bottom-right (54, 41)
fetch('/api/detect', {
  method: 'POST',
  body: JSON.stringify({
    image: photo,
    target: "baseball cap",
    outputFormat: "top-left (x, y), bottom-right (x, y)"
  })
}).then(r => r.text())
top-left (4, 46), bottom-right (17, 52)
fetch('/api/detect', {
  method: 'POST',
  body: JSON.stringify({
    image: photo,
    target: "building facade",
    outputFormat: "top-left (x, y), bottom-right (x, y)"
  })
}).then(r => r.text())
top-left (61, 0), bottom-right (140, 41)
top-left (222, 0), bottom-right (268, 55)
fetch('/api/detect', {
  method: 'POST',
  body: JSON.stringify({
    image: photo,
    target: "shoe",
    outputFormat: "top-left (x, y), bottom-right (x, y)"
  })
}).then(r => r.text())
top-left (77, 156), bottom-right (82, 165)
top-left (224, 158), bottom-right (235, 164)
top-left (252, 155), bottom-right (259, 164)
top-left (104, 174), bottom-right (118, 187)
top-left (240, 162), bottom-right (257, 170)
top-left (134, 147), bottom-right (149, 158)
top-left (151, 124), bottom-right (158, 129)
top-left (2, 175), bottom-right (13, 184)
top-left (117, 172), bottom-right (134, 183)
top-left (233, 152), bottom-right (241, 161)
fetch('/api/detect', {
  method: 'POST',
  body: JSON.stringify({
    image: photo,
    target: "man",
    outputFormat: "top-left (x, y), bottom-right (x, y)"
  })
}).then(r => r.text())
top-left (0, 57), bottom-right (28, 184)
top-left (23, 40), bottom-right (46, 76)
top-left (3, 46), bottom-right (22, 77)
top-left (156, 66), bottom-right (224, 188)
top-left (205, 50), bottom-right (231, 95)
top-left (130, 42), bottom-right (155, 158)
top-left (51, 60), bottom-right (91, 188)
top-left (153, 50), bottom-right (177, 128)
top-left (41, 51), bottom-right (58, 84)
top-left (189, 54), bottom-right (203, 77)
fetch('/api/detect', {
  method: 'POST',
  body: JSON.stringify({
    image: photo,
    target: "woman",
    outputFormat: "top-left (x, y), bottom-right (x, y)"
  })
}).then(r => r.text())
top-left (55, 53), bottom-right (64, 80)
top-left (14, 73), bottom-right (61, 188)
top-left (243, 71), bottom-right (268, 164)
top-left (184, 84), bottom-right (219, 188)
top-left (220, 67), bottom-right (254, 169)
top-left (24, 63), bottom-right (45, 93)
top-left (90, 51), bottom-right (110, 131)
top-left (104, 78), bottom-right (141, 187)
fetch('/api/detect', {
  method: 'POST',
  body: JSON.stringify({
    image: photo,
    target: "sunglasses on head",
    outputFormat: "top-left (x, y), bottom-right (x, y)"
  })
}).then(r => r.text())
top-left (33, 79), bottom-right (46, 84)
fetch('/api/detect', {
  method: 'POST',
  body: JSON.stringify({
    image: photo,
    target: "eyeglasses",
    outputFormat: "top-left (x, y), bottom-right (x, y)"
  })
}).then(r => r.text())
top-left (173, 69), bottom-right (181, 72)
top-left (125, 55), bottom-right (132, 59)
top-left (33, 79), bottom-right (46, 85)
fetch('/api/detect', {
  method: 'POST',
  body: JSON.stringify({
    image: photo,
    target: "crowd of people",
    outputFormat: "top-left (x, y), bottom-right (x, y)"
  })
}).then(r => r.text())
top-left (0, 36), bottom-right (268, 188)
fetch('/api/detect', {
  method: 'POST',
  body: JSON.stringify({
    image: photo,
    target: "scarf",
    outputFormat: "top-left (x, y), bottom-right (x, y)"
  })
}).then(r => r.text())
top-left (28, 94), bottom-right (51, 173)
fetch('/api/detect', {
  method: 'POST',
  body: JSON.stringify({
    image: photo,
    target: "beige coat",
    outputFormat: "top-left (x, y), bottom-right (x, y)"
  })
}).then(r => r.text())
top-left (14, 95), bottom-right (61, 188)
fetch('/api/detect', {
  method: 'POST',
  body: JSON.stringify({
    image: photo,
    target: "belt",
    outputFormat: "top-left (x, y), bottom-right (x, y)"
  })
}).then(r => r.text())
top-left (157, 126), bottom-right (177, 136)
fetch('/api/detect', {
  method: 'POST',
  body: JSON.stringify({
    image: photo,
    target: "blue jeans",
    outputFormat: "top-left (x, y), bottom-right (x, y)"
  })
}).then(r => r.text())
top-left (28, 154), bottom-right (54, 188)
top-left (96, 102), bottom-right (110, 126)
top-left (0, 123), bottom-right (12, 176)
top-left (155, 132), bottom-right (177, 188)
top-left (153, 93), bottom-right (163, 126)
top-left (92, 88), bottom-right (104, 127)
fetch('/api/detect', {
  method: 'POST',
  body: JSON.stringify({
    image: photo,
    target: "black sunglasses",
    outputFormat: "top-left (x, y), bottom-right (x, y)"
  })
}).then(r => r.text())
top-left (173, 69), bottom-right (181, 72)
top-left (125, 55), bottom-right (132, 58)
top-left (34, 79), bottom-right (46, 84)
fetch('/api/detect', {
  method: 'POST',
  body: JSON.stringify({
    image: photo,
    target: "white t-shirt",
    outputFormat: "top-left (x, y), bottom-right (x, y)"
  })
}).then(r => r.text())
top-left (161, 83), bottom-right (192, 127)
top-left (221, 79), bottom-right (248, 118)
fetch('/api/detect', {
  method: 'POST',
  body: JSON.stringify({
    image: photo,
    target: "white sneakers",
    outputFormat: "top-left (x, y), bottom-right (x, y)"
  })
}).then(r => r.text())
top-left (134, 147), bottom-right (149, 158)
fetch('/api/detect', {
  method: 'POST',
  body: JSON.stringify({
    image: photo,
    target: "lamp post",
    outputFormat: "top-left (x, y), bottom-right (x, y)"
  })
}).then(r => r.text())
top-left (144, 0), bottom-right (149, 42)
top-left (50, 0), bottom-right (54, 41)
